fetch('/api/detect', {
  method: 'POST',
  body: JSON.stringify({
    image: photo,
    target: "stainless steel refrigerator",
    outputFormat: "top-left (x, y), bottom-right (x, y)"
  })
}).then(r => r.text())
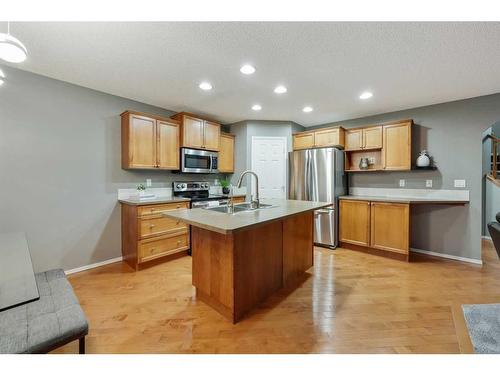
top-left (288, 147), bottom-right (346, 248)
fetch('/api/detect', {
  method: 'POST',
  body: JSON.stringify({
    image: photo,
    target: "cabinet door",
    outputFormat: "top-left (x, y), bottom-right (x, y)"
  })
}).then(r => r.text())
top-left (339, 200), bottom-right (371, 246)
top-left (370, 202), bottom-right (409, 254)
top-left (363, 126), bottom-right (382, 150)
top-left (203, 121), bottom-right (221, 151)
top-left (182, 115), bottom-right (204, 149)
top-left (345, 129), bottom-right (363, 150)
top-left (218, 133), bottom-right (235, 173)
top-left (314, 128), bottom-right (340, 147)
top-left (128, 114), bottom-right (157, 168)
top-left (293, 133), bottom-right (315, 150)
top-left (157, 120), bottom-right (179, 170)
top-left (382, 122), bottom-right (411, 170)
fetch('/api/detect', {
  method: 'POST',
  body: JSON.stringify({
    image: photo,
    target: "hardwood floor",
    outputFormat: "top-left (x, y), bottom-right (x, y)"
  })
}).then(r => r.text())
top-left (53, 240), bottom-right (500, 354)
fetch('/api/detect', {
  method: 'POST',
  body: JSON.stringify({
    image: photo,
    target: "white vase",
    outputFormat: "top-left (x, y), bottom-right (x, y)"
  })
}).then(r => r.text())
top-left (416, 150), bottom-right (431, 167)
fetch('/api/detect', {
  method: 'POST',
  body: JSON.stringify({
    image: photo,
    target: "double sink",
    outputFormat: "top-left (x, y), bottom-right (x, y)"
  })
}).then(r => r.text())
top-left (204, 202), bottom-right (274, 214)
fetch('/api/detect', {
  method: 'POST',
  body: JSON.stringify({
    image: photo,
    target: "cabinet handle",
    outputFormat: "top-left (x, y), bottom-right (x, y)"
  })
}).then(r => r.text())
top-left (177, 240), bottom-right (181, 245)
top-left (176, 221), bottom-right (180, 225)
top-left (149, 224), bottom-right (155, 229)
top-left (150, 248), bottom-right (156, 253)
top-left (151, 208), bottom-right (156, 212)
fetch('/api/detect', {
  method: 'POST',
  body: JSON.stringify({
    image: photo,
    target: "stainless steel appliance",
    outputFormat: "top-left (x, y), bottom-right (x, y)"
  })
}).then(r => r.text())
top-left (172, 181), bottom-right (229, 208)
top-left (180, 148), bottom-right (219, 174)
top-left (288, 147), bottom-right (346, 248)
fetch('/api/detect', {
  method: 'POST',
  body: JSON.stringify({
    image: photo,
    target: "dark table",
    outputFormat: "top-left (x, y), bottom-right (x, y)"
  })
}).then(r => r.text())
top-left (0, 232), bottom-right (39, 311)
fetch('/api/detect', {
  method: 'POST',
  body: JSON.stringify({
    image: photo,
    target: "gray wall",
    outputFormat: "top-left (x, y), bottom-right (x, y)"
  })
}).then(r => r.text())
top-left (310, 94), bottom-right (500, 261)
top-left (0, 65), bottom-right (222, 272)
top-left (228, 120), bottom-right (304, 196)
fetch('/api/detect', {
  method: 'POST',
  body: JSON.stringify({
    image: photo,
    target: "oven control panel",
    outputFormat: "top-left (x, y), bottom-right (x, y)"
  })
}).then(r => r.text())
top-left (173, 181), bottom-right (210, 192)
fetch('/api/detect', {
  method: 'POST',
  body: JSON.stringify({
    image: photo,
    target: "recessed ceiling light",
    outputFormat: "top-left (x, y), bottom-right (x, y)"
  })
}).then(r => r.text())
top-left (0, 68), bottom-right (4, 85)
top-left (252, 104), bottom-right (262, 111)
top-left (274, 85), bottom-right (287, 94)
top-left (240, 64), bottom-right (256, 75)
top-left (303, 106), bottom-right (313, 113)
top-left (199, 82), bottom-right (212, 91)
top-left (359, 91), bottom-right (373, 100)
top-left (0, 23), bottom-right (28, 63)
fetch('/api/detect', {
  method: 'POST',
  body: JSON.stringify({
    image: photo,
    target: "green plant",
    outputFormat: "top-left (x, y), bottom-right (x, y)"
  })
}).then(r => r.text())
top-left (137, 184), bottom-right (146, 191)
top-left (220, 178), bottom-right (230, 188)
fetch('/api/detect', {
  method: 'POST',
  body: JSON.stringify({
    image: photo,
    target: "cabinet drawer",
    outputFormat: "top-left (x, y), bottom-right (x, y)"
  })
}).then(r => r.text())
top-left (138, 233), bottom-right (189, 263)
top-left (137, 202), bottom-right (189, 217)
top-left (139, 216), bottom-right (188, 239)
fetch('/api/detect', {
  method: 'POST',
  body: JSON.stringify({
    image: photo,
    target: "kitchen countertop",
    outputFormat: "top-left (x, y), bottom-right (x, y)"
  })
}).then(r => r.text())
top-left (339, 195), bottom-right (469, 205)
top-left (119, 194), bottom-right (246, 206)
top-left (119, 196), bottom-right (191, 205)
top-left (163, 199), bottom-right (331, 234)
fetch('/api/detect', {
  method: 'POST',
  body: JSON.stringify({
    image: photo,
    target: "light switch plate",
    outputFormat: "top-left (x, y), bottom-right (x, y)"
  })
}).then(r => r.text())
top-left (146, 179), bottom-right (152, 187)
top-left (426, 180), bottom-right (433, 188)
top-left (399, 179), bottom-right (405, 187)
top-left (454, 179), bottom-right (466, 188)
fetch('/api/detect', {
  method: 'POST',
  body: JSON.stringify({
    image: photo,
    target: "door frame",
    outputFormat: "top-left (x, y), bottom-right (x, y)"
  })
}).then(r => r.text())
top-left (251, 136), bottom-right (288, 199)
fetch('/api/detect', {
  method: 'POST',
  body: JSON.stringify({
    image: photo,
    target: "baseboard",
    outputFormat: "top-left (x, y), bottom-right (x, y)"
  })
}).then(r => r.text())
top-left (410, 248), bottom-right (482, 265)
top-left (65, 256), bottom-right (123, 275)
top-left (482, 236), bottom-right (492, 241)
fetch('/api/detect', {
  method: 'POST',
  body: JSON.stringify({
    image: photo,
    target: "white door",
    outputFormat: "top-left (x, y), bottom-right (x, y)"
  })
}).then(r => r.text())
top-left (251, 137), bottom-right (287, 199)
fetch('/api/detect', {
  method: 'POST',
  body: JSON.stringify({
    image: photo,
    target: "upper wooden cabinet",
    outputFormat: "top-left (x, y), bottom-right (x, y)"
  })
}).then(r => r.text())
top-left (219, 133), bottom-right (235, 173)
top-left (345, 126), bottom-right (382, 151)
top-left (292, 127), bottom-right (344, 150)
top-left (382, 120), bottom-right (412, 170)
top-left (121, 111), bottom-right (180, 170)
top-left (344, 119), bottom-right (412, 172)
top-left (171, 112), bottom-right (221, 151)
top-left (345, 129), bottom-right (363, 150)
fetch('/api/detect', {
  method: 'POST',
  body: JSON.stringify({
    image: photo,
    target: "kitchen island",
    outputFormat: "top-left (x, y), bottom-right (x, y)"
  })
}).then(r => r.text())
top-left (163, 199), bottom-right (330, 323)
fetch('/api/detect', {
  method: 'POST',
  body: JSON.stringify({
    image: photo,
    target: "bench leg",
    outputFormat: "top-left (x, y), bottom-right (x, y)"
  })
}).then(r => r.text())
top-left (79, 336), bottom-right (85, 354)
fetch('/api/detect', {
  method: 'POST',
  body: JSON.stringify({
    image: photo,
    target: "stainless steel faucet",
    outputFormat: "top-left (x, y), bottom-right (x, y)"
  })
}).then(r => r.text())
top-left (236, 170), bottom-right (260, 209)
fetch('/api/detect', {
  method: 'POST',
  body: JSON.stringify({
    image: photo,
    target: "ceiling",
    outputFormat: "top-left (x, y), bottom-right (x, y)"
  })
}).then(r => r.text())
top-left (4, 22), bottom-right (500, 126)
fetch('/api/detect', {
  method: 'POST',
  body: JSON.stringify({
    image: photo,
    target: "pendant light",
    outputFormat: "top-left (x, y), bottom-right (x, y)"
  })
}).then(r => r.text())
top-left (0, 22), bottom-right (27, 63)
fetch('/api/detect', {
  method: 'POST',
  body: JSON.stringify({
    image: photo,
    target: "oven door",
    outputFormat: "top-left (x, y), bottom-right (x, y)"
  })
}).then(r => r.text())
top-left (181, 148), bottom-right (218, 173)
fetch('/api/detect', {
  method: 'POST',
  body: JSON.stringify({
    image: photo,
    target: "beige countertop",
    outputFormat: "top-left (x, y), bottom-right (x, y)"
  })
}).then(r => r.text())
top-left (119, 197), bottom-right (191, 206)
top-left (119, 194), bottom-right (246, 206)
top-left (163, 199), bottom-right (331, 234)
top-left (339, 195), bottom-right (469, 205)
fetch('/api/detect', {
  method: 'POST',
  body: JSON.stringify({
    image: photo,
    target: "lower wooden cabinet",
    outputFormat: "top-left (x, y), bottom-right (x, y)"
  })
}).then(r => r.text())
top-left (339, 199), bottom-right (410, 260)
top-left (121, 201), bottom-right (190, 270)
top-left (339, 200), bottom-right (371, 246)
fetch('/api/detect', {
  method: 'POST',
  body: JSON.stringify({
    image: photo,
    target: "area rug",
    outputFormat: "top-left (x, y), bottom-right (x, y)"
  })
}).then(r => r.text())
top-left (462, 303), bottom-right (500, 353)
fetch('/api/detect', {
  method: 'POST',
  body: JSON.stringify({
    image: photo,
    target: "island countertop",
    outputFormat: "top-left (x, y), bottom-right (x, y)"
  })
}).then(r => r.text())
top-left (163, 199), bottom-right (331, 234)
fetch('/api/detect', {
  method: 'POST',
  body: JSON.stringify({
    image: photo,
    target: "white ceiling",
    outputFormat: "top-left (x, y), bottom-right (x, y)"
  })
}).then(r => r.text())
top-left (4, 22), bottom-right (500, 126)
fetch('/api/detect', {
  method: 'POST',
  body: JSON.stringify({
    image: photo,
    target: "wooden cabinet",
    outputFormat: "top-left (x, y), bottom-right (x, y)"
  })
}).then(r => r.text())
top-left (363, 126), bottom-right (383, 149)
top-left (339, 199), bottom-right (410, 260)
top-left (345, 126), bottom-right (382, 151)
top-left (219, 133), bottom-right (235, 173)
top-left (344, 120), bottom-right (412, 172)
top-left (292, 127), bottom-right (344, 150)
top-left (314, 127), bottom-right (345, 148)
top-left (293, 132), bottom-right (315, 150)
top-left (171, 112), bottom-right (221, 151)
top-left (121, 201), bottom-right (190, 270)
top-left (345, 129), bottom-right (363, 151)
top-left (370, 202), bottom-right (409, 254)
top-left (383, 120), bottom-right (412, 170)
top-left (121, 111), bottom-right (179, 170)
top-left (339, 200), bottom-right (371, 247)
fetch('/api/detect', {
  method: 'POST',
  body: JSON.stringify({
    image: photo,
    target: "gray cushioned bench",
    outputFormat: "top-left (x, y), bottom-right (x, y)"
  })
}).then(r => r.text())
top-left (0, 269), bottom-right (88, 354)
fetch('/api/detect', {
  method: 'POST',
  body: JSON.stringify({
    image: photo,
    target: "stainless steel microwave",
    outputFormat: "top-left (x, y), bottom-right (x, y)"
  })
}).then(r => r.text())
top-left (180, 148), bottom-right (219, 174)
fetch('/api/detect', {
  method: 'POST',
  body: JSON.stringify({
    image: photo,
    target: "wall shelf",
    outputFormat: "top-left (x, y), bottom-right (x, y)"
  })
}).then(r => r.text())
top-left (412, 166), bottom-right (438, 171)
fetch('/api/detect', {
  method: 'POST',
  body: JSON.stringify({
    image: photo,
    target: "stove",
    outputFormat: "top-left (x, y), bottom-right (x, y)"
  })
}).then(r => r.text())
top-left (172, 181), bottom-right (229, 208)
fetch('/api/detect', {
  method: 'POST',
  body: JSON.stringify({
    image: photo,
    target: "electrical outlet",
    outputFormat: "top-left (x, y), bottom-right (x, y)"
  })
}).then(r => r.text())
top-left (426, 180), bottom-right (433, 188)
top-left (146, 179), bottom-right (152, 187)
top-left (399, 179), bottom-right (405, 187)
top-left (368, 157), bottom-right (375, 165)
top-left (454, 179), bottom-right (466, 188)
